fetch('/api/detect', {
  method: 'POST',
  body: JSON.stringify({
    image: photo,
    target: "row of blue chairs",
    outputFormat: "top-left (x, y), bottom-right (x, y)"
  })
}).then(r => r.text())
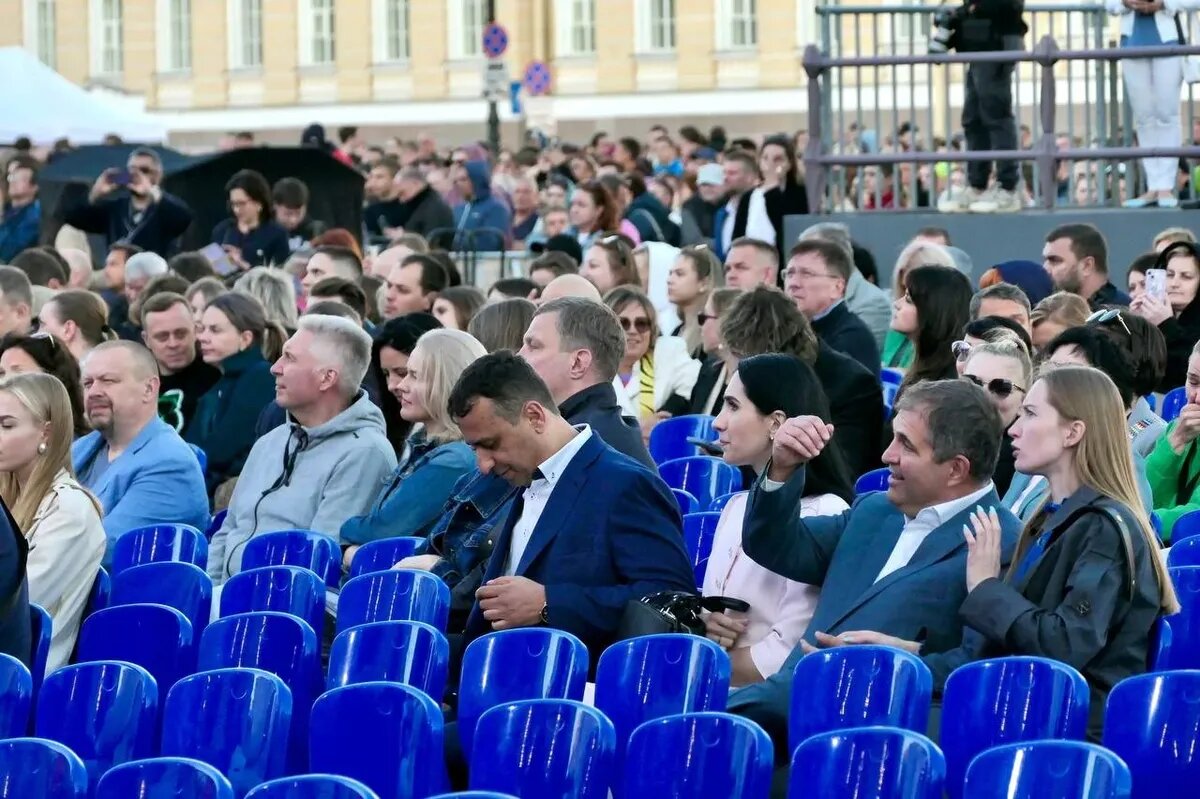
top-left (671, 488), bottom-right (738, 516)
top-left (659, 455), bottom-right (743, 509)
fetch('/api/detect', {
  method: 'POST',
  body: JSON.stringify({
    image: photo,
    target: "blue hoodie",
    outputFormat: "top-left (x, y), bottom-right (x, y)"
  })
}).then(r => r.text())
top-left (452, 161), bottom-right (511, 252)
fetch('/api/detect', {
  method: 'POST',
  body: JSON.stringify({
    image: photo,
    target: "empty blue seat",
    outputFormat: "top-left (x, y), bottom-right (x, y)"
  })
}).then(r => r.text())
top-left (658, 457), bottom-right (742, 509)
top-left (1150, 616), bottom-right (1172, 671)
top-left (110, 561), bottom-right (212, 636)
top-left (855, 467), bottom-right (890, 495)
top-left (963, 740), bottom-right (1132, 799)
top-left (1167, 537), bottom-right (1200, 568)
top-left (790, 726), bottom-right (945, 799)
top-left (941, 657), bottom-right (1090, 799)
top-left (111, 524), bottom-right (207, 575)
top-left (328, 621), bottom-right (448, 699)
top-left (1162, 567), bottom-right (1200, 668)
top-left (1104, 671), bottom-right (1200, 799)
top-left (0, 654), bottom-right (31, 739)
top-left (349, 537), bottom-right (426, 579)
top-left (0, 737), bottom-right (88, 798)
top-left (310, 682), bottom-right (445, 799)
top-left (29, 603), bottom-right (49, 698)
top-left (683, 512), bottom-right (722, 587)
top-left (458, 629), bottom-right (588, 759)
top-left (470, 699), bottom-right (614, 799)
top-left (85, 566), bottom-right (110, 617)
top-left (36, 661), bottom-right (158, 786)
top-left (1162, 387), bottom-right (1187, 422)
top-left (246, 775), bottom-right (379, 798)
top-left (1173, 511), bottom-right (1200, 543)
top-left (220, 565), bottom-right (325, 643)
top-left (337, 569), bottom-right (451, 633)
top-left (708, 492), bottom-right (738, 513)
top-left (790, 645), bottom-right (933, 752)
top-left (624, 712), bottom-right (773, 798)
top-left (671, 488), bottom-right (698, 515)
top-left (241, 530), bottom-right (340, 587)
top-left (162, 668), bottom-right (292, 798)
top-left (96, 757), bottom-right (235, 799)
top-left (649, 414), bottom-right (718, 465)
top-left (77, 604), bottom-right (196, 703)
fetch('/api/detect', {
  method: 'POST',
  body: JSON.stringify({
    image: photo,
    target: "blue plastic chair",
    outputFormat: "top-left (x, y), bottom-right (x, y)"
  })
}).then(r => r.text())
top-left (657, 457), bottom-right (742, 509)
top-left (190, 444), bottom-right (208, 473)
top-left (594, 635), bottom-right (730, 783)
top-left (327, 620), bottom-right (449, 698)
top-left (457, 629), bottom-right (589, 759)
top-left (241, 530), bottom-right (340, 587)
top-left (708, 492), bottom-right (738, 514)
top-left (881, 368), bottom-right (904, 386)
top-left (855, 467), bottom-right (890, 495)
top-left (671, 488), bottom-right (698, 515)
top-left (36, 662), bottom-right (159, 787)
top-left (469, 699), bottom-right (615, 799)
top-left (1162, 567), bottom-right (1200, 668)
top-left (219, 565), bottom-right (325, 644)
top-left (1151, 512), bottom-right (1163, 541)
top-left (0, 654), bottom-right (31, 739)
top-left (85, 566), bottom-right (110, 617)
top-left (963, 740), bottom-right (1132, 799)
top-left (623, 712), bottom-right (773, 798)
top-left (309, 682), bottom-right (445, 799)
top-left (790, 645), bottom-right (933, 752)
top-left (337, 568), bottom-right (451, 633)
top-left (1104, 671), bottom-right (1200, 799)
top-left (648, 414), bottom-right (718, 465)
top-left (428, 794), bottom-right (516, 799)
top-left (941, 657), bottom-right (1091, 799)
top-left (206, 509), bottom-right (228, 541)
top-left (0, 737), bottom-right (88, 798)
top-left (110, 561), bottom-right (212, 637)
top-left (1150, 616), bottom-right (1172, 671)
top-left (29, 603), bottom-right (49, 699)
top-left (111, 524), bottom-right (207, 575)
top-left (1167, 537), bottom-right (1200, 568)
top-left (1172, 510), bottom-right (1200, 543)
top-left (348, 537), bottom-right (426, 579)
top-left (790, 726), bottom-right (946, 799)
top-left (1162, 387), bottom-right (1187, 422)
top-left (162, 668), bottom-right (292, 798)
top-left (246, 775), bottom-right (379, 798)
top-left (76, 604), bottom-right (196, 704)
top-left (683, 512), bottom-right (722, 588)
top-left (96, 757), bottom-right (235, 799)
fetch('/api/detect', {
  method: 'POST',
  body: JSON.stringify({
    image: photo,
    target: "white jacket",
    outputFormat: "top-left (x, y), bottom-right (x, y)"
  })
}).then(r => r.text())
top-left (613, 336), bottom-right (702, 418)
top-left (1106, 0), bottom-right (1200, 41)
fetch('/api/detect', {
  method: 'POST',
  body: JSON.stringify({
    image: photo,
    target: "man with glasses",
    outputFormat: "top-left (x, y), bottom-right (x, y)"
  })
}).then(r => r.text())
top-left (785, 239), bottom-right (880, 376)
top-left (64, 148), bottom-right (193, 257)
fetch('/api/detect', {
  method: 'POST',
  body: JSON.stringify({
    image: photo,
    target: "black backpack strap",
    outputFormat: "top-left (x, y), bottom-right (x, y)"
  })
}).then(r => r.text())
top-left (1075, 499), bottom-right (1138, 602)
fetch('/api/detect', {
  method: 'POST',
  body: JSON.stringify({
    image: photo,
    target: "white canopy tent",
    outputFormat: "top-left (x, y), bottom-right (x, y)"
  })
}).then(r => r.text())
top-left (0, 48), bottom-right (166, 145)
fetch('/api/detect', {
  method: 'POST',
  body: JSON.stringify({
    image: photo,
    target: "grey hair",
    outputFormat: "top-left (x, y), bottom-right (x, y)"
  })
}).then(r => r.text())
top-left (234, 267), bottom-right (298, 329)
top-left (535, 296), bottom-right (625, 382)
top-left (0, 266), bottom-right (33, 311)
top-left (125, 252), bottom-right (169, 283)
top-left (894, 378), bottom-right (1002, 481)
top-left (799, 222), bottom-right (854, 264)
top-left (296, 314), bottom-right (373, 396)
top-left (969, 283), bottom-right (1031, 321)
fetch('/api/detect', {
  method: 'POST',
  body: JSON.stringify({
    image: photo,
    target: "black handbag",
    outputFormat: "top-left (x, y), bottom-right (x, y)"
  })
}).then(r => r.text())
top-left (615, 591), bottom-right (750, 640)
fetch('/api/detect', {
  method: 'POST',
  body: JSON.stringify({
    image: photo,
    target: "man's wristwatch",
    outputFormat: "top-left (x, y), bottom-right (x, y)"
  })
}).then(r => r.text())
top-left (539, 602), bottom-right (549, 624)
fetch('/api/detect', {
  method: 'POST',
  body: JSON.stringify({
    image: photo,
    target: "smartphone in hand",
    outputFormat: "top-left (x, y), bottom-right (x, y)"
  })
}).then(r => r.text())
top-left (108, 169), bottom-right (132, 187)
top-left (1146, 268), bottom-right (1168, 303)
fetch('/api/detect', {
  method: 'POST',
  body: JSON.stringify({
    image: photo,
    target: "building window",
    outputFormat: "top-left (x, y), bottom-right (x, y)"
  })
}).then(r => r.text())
top-left (24, 0), bottom-right (56, 68)
top-left (90, 0), bottom-right (123, 76)
top-left (449, 0), bottom-right (486, 59)
top-left (373, 0), bottom-right (409, 62)
top-left (556, 0), bottom-right (596, 56)
top-left (636, 0), bottom-right (675, 53)
top-left (300, 0), bottom-right (336, 66)
top-left (228, 0), bottom-right (262, 69)
top-left (716, 0), bottom-right (757, 50)
top-left (157, 0), bottom-right (191, 72)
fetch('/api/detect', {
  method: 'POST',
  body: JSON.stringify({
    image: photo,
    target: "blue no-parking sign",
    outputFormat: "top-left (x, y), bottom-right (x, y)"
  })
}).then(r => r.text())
top-left (523, 60), bottom-right (552, 96)
top-left (482, 23), bottom-right (509, 58)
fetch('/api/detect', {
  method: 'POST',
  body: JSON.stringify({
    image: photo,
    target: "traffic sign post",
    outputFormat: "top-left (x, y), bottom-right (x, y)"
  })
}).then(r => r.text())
top-left (481, 7), bottom-right (504, 157)
top-left (482, 60), bottom-right (510, 103)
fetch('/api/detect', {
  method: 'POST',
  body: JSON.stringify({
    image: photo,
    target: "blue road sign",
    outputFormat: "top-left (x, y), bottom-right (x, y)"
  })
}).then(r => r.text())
top-left (523, 60), bottom-right (551, 96)
top-left (482, 22), bottom-right (508, 58)
top-left (510, 81), bottom-right (522, 114)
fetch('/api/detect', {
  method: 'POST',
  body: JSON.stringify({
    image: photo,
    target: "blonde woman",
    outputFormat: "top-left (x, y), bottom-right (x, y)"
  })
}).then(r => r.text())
top-left (0, 373), bottom-right (104, 671)
top-left (1030, 291), bottom-right (1091, 353)
top-left (234, 266), bottom-right (299, 332)
top-left (881, 240), bottom-right (959, 369)
top-left (340, 329), bottom-right (487, 565)
top-left (961, 340), bottom-right (1033, 497)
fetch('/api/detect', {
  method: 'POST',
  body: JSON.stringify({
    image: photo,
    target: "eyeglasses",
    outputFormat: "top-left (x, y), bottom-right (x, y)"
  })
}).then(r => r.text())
top-left (951, 340), bottom-right (972, 361)
top-left (619, 317), bottom-right (653, 334)
top-left (785, 267), bottom-right (840, 281)
top-left (1087, 308), bottom-right (1131, 337)
top-left (697, 312), bottom-right (718, 325)
top-left (963, 373), bottom-right (1026, 398)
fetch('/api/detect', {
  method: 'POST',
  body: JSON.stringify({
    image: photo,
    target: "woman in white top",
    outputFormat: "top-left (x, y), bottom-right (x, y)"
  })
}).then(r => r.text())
top-left (0, 373), bottom-right (104, 671)
top-left (703, 353), bottom-right (854, 687)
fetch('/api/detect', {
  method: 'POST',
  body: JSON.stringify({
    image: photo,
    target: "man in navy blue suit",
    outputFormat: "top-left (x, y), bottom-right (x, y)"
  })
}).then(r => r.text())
top-left (449, 351), bottom-right (695, 661)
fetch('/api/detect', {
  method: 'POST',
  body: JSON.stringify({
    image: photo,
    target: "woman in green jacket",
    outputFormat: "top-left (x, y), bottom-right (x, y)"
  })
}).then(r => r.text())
top-left (1147, 340), bottom-right (1200, 543)
top-left (881, 239), bottom-right (958, 369)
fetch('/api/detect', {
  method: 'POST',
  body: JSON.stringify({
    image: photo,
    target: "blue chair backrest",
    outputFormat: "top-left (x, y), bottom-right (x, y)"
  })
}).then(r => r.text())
top-left (309, 682), bottom-right (444, 799)
top-left (246, 775), bottom-right (380, 798)
top-left (1162, 387), bottom-right (1187, 422)
top-left (337, 569), bottom-right (451, 633)
top-left (708, 492), bottom-right (737, 514)
top-left (162, 668), bottom-right (293, 798)
top-left (671, 488), bottom-right (698, 515)
top-left (882, 382), bottom-right (900, 417)
top-left (623, 712), bottom-right (773, 798)
top-left (881, 368), bottom-right (904, 387)
top-left (1163, 567), bottom-right (1200, 668)
top-left (470, 699), bottom-right (615, 799)
top-left (941, 657), bottom-right (1090, 799)
top-left (1151, 512), bottom-right (1163, 542)
top-left (77, 604), bottom-right (196, 703)
top-left (36, 661), bottom-right (158, 787)
top-left (657, 457), bottom-right (742, 509)
top-left (219, 565), bottom-right (325, 644)
top-left (206, 509), bottom-right (228, 541)
top-left (0, 654), bottom-right (31, 739)
top-left (349, 537), bottom-right (426, 579)
top-left (457, 629), bottom-right (588, 759)
top-left (1150, 616), bottom-right (1172, 671)
top-left (111, 524), bottom-right (207, 575)
top-left (790, 726), bottom-right (945, 799)
top-left (855, 467), bottom-right (890, 495)
top-left (1103, 671), bottom-right (1200, 799)
top-left (189, 444), bottom-right (208, 473)
top-left (649, 415), bottom-right (718, 465)
top-left (1167, 537), bottom-right (1200, 568)
top-left (0, 737), bottom-right (88, 799)
top-left (85, 567), bottom-right (110, 618)
top-left (327, 621), bottom-right (449, 699)
top-left (427, 794), bottom-right (516, 798)
top-left (96, 756), bottom-right (235, 799)
top-left (790, 645), bottom-right (933, 752)
top-left (963, 740), bottom-right (1132, 799)
top-left (29, 603), bottom-right (49, 698)
top-left (110, 561), bottom-right (212, 637)
top-left (241, 529), bottom-right (340, 587)
top-left (594, 635), bottom-right (730, 781)
top-left (683, 512), bottom-right (722, 588)
top-left (1172, 510), bottom-right (1200, 543)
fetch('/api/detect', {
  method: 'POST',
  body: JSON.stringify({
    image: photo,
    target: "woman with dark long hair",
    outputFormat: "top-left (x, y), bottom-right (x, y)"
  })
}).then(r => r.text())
top-left (760, 135), bottom-right (809, 267)
top-left (1130, 240), bottom-right (1200, 390)
top-left (0, 333), bottom-right (89, 438)
top-left (369, 313), bottom-right (442, 456)
top-left (891, 265), bottom-right (973, 397)
top-left (569, 181), bottom-right (621, 251)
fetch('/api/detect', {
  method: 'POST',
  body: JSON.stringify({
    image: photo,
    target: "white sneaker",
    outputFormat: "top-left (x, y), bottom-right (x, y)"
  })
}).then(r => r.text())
top-left (938, 186), bottom-right (983, 213)
top-left (970, 187), bottom-right (1021, 213)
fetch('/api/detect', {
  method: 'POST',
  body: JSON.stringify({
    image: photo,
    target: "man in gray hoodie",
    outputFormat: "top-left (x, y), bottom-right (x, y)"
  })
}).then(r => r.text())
top-left (207, 315), bottom-right (397, 584)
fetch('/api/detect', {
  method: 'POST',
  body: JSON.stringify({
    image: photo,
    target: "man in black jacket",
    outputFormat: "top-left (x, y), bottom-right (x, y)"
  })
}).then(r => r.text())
top-left (785, 238), bottom-right (880, 376)
top-left (395, 167), bottom-right (455, 242)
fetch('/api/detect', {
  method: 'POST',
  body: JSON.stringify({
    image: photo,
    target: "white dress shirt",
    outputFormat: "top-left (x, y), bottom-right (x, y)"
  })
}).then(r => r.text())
top-left (873, 481), bottom-right (995, 582)
top-left (720, 188), bottom-right (776, 253)
top-left (504, 425), bottom-right (594, 576)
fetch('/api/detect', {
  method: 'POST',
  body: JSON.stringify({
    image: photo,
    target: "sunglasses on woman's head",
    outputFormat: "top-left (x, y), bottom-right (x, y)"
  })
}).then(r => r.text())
top-left (1087, 308), bottom-right (1131, 337)
top-left (963, 373), bottom-right (1026, 398)
top-left (619, 317), bottom-right (652, 334)
top-left (951, 340), bottom-right (972, 361)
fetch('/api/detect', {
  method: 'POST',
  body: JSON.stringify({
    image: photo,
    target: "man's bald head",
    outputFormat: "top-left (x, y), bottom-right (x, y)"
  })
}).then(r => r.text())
top-left (539, 273), bottom-right (602, 304)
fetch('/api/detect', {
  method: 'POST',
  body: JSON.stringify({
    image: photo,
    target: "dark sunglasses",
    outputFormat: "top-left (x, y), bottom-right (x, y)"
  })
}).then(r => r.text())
top-left (963, 373), bottom-right (1026, 398)
top-left (1087, 308), bottom-right (1131, 337)
top-left (619, 317), bottom-right (653, 334)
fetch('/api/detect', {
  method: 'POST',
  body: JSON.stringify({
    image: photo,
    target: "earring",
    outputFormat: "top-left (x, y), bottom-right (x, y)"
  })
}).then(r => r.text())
top-left (36, 443), bottom-right (46, 455)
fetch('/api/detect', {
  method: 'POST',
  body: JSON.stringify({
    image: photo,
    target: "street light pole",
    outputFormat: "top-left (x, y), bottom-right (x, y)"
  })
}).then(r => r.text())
top-left (486, 0), bottom-right (501, 156)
